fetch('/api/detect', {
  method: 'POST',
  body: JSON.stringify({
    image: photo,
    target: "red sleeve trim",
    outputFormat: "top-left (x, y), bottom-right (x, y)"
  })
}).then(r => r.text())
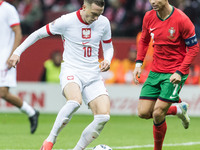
top-left (46, 24), bottom-right (53, 36)
top-left (10, 23), bottom-right (20, 27)
top-left (0, 1), bottom-right (4, 6)
top-left (103, 39), bottom-right (112, 43)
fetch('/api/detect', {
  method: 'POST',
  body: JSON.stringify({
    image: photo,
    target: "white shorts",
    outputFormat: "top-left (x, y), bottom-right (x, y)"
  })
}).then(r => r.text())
top-left (0, 68), bottom-right (17, 87)
top-left (59, 65), bottom-right (108, 105)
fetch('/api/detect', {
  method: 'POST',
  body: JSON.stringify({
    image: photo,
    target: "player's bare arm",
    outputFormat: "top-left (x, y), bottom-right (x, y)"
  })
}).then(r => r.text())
top-left (169, 72), bottom-right (182, 84)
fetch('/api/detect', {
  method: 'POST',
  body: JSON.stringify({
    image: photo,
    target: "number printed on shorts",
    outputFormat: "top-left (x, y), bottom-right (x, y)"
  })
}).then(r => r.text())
top-left (169, 84), bottom-right (179, 99)
top-left (83, 47), bottom-right (92, 57)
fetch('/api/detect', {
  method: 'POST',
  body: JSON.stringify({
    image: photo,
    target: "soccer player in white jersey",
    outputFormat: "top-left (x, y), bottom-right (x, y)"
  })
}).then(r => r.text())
top-left (0, 0), bottom-right (39, 134)
top-left (9, 0), bottom-right (114, 149)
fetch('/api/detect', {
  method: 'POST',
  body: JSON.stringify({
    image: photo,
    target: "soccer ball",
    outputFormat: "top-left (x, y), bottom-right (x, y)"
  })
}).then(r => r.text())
top-left (93, 144), bottom-right (112, 150)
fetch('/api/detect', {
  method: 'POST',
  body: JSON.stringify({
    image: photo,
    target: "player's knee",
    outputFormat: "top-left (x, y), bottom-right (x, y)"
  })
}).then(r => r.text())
top-left (66, 96), bottom-right (82, 105)
top-left (0, 87), bottom-right (9, 99)
top-left (153, 108), bottom-right (165, 121)
top-left (76, 99), bottom-right (82, 105)
top-left (94, 115), bottom-right (110, 131)
top-left (138, 113), bottom-right (152, 119)
top-left (100, 115), bottom-right (110, 123)
top-left (138, 110), bottom-right (152, 119)
top-left (67, 100), bottom-right (81, 115)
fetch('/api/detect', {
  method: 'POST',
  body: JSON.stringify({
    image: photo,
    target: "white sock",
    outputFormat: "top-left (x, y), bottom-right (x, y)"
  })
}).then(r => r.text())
top-left (20, 101), bottom-right (35, 117)
top-left (46, 100), bottom-right (80, 144)
top-left (176, 105), bottom-right (182, 115)
top-left (73, 115), bottom-right (110, 150)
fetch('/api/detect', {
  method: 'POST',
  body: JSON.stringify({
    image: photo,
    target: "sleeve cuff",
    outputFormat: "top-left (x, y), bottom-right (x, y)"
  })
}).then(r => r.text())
top-left (136, 60), bottom-right (143, 64)
top-left (136, 60), bottom-right (143, 67)
top-left (175, 70), bottom-right (183, 76)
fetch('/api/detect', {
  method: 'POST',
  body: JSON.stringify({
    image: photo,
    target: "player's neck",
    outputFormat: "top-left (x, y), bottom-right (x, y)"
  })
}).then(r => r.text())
top-left (157, 4), bottom-right (173, 20)
top-left (80, 10), bottom-right (87, 24)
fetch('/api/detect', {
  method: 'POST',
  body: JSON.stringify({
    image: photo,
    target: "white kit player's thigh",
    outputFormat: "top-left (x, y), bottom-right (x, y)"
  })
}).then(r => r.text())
top-left (0, 68), bottom-right (17, 87)
top-left (59, 67), bottom-right (83, 95)
top-left (82, 79), bottom-right (108, 105)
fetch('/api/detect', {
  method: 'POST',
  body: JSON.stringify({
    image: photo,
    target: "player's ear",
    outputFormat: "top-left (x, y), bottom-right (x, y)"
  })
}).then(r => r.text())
top-left (82, 4), bottom-right (86, 11)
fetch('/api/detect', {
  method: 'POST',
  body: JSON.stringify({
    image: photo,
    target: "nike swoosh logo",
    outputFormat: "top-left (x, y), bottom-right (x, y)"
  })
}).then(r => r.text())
top-left (150, 28), bottom-right (156, 31)
top-left (170, 96), bottom-right (177, 99)
top-left (82, 42), bottom-right (89, 45)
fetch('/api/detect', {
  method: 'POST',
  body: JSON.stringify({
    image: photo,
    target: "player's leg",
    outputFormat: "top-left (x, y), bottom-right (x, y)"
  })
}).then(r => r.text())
top-left (166, 101), bottom-right (190, 129)
top-left (41, 82), bottom-right (82, 150)
top-left (138, 99), bottom-right (156, 119)
top-left (74, 95), bottom-right (110, 150)
top-left (152, 100), bottom-right (171, 150)
top-left (164, 74), bottom-right (190, 129)
top-left (138, 71), bottom-right (160, 119)
top-left (0, 87), bottom-right (39, 134)
top-left (73, 79), bottom-right (109, 150)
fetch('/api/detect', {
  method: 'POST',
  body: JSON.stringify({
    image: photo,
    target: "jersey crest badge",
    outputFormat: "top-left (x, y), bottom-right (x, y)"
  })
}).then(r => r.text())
top-left (168, 27), bottom-right (175, 39)
top-left (82, 28), bottom-right (91, 39)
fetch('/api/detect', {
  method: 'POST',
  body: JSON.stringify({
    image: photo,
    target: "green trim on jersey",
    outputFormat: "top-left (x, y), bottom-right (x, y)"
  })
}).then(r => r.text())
top-left (139, 71), bottom-right (188, 103)
top-left (157, 5), bottom-right (174, 21)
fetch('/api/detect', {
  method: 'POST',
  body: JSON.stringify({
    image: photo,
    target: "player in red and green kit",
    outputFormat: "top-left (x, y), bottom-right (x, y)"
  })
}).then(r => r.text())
top-left (133, 0), bottom-right (199, 150)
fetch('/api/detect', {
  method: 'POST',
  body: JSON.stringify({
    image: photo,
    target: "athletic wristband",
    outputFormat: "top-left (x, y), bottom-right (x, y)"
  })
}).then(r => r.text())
top-left (136, 63), bottom-right (142, 67)
top-left (175, 70), bottom-right (183, 76)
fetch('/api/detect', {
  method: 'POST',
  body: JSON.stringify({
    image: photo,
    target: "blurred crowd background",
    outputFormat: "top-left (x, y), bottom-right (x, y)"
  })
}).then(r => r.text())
top-left (7, 0), bottom-right (200, 37)
top-left (5, 0), bottom-right (200, 84)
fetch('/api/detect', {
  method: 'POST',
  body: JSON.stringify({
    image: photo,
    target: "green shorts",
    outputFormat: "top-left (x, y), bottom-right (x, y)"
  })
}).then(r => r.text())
top-left (140, 71), bottom-right (188, 103)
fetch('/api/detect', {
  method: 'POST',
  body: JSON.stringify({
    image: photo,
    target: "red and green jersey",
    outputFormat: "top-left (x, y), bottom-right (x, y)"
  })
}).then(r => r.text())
top-left (137, 6), bottom-right (199, 75)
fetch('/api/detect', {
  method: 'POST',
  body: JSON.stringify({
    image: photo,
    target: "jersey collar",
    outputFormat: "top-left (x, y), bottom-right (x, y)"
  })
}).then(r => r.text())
top-left (76, 8), bottom-right (89, 25)
top-left (0, 1), bottom-right (4, 6)
top-left (157, 5), bottom-right (174, 21)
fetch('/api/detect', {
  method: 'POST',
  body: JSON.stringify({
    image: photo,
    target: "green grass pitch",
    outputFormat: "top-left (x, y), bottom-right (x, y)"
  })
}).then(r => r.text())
top-left (0, 113), bottom-right (200, 150)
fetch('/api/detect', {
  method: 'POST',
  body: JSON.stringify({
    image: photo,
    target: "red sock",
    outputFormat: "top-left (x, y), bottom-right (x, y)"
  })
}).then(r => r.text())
top-left (153, 120), bottom-right (167, 150)
top-left (166, 106), bottom-right (177, 115)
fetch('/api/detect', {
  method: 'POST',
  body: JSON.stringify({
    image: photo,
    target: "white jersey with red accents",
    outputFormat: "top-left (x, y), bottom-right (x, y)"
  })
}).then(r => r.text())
top-left (0, 1), bottom-right (20, 69)
top-left (47, 9), bottom-right (112, 72)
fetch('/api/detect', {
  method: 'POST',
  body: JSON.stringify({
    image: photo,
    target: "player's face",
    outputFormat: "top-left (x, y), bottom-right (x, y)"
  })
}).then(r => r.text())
top-left (83, 3), bottom-right (104, 24)
top-left (149, 0), bottom-right (168, 11)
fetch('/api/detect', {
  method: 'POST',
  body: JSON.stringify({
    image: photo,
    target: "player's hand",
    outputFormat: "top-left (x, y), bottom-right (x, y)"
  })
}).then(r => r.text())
top-left (6, 59), bottom-right (13, 69)
top-left (100, 60), bottom-right (110, 72)
top-left (132, 67), bottom-right (142, 85)
top-left (9, 54), bottom-right (20, 68)
top-left (170, 72), bottom-right (181, 84)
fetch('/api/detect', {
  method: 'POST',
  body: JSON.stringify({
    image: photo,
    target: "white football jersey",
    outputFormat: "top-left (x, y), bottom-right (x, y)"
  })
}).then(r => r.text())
top-left (0, 1), bottom-right (20, 69)
top-left (47, 9), bottom-right (112, 73)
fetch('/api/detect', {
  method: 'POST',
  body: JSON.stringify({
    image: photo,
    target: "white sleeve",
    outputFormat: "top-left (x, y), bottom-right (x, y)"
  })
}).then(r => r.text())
top-left (8, 4), bottom-right (20, 26)
top-left (101, 17), bottom-right (113, 64)
top-left (101, 18), bottom-right (112, 41)
top-left (48, 15), bottom-right (68, 35)
top-left (13, 26), bottom-right (49, 56)
top-left (102, 41), bottom-right (114, 65)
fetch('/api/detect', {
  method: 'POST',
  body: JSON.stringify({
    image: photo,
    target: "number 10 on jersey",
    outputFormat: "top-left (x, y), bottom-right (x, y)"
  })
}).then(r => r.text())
top-left (83, 47), bottom-right (92, 57)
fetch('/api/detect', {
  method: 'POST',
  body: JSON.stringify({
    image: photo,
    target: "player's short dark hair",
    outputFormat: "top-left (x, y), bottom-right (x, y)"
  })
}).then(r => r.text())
top-left (84, 0), bottom-right (105, 7)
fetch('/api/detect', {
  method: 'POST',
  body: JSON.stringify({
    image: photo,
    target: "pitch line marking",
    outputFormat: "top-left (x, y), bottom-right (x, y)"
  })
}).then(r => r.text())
top-left (2, 141), bottom-right (200, 150)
